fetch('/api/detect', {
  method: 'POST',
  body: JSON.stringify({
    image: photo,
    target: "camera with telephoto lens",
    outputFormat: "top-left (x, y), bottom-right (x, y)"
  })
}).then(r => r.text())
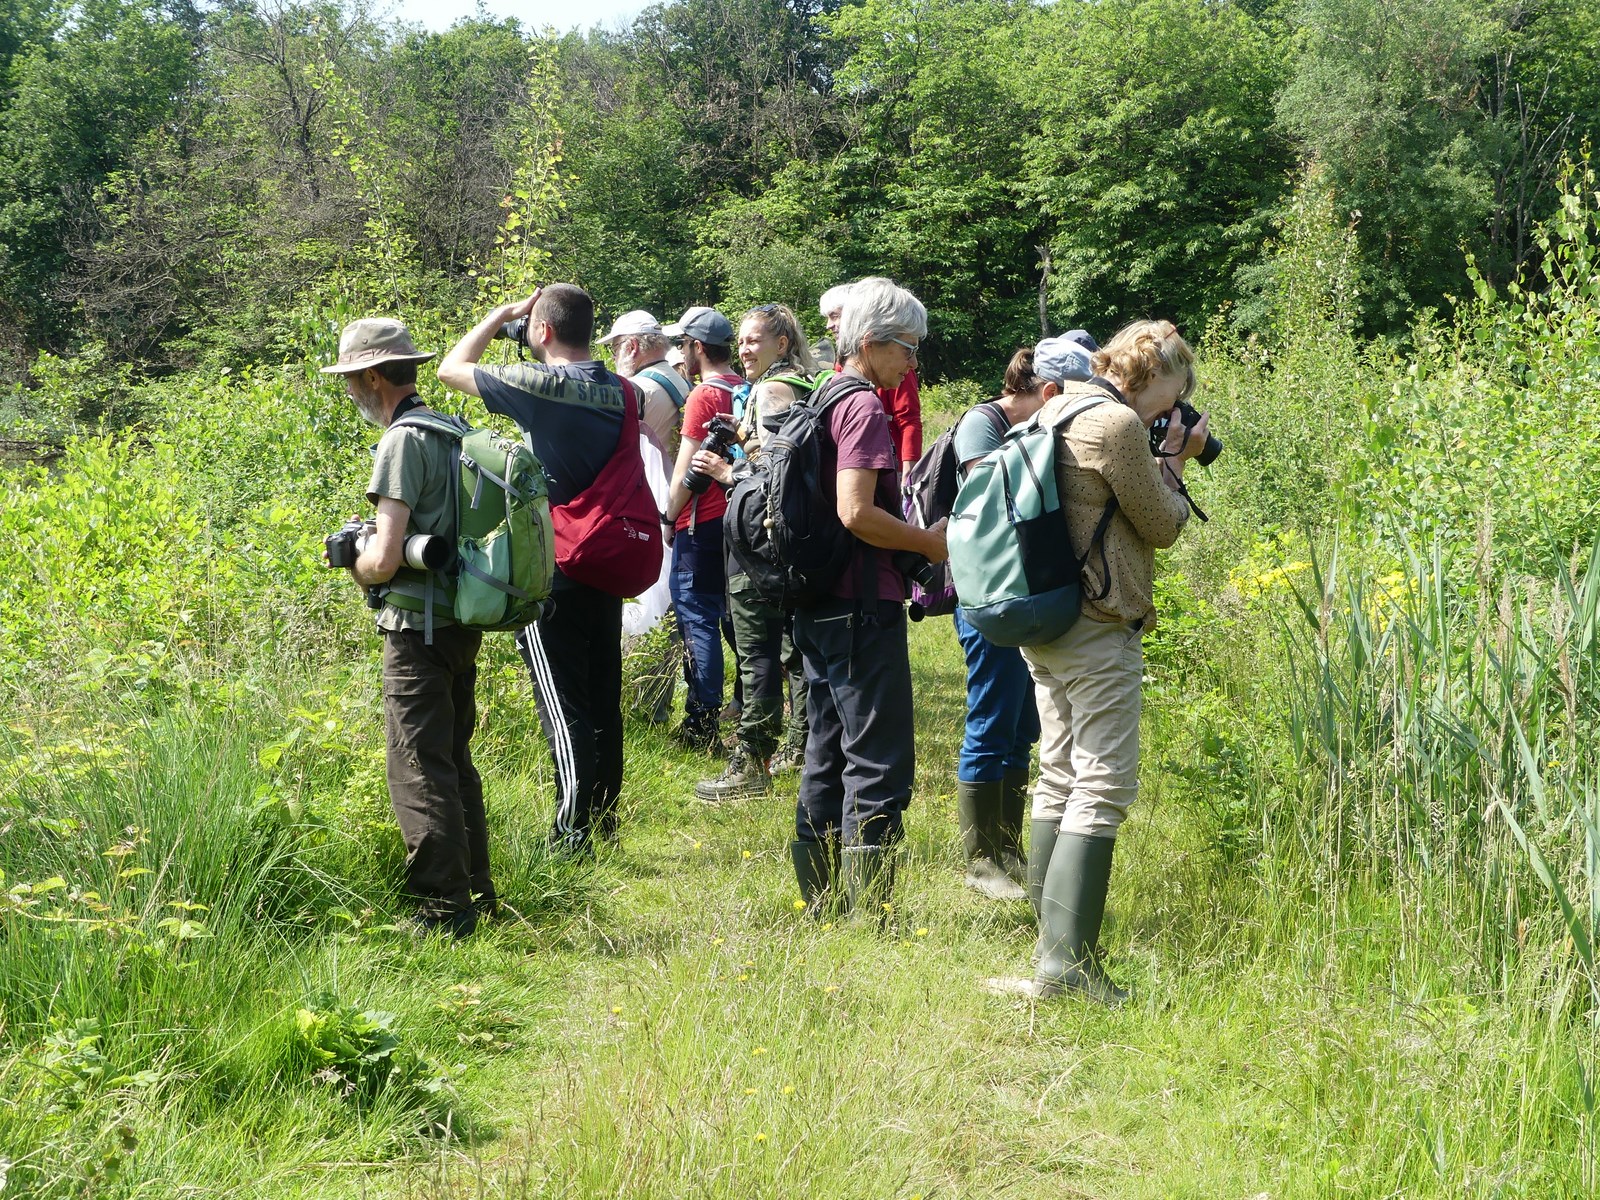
top-left (683, 414), bottom-right (741, 495)
top-left (324, 518), bottom-right (452, 572)
top-left (1149, 398), bottom-right (1223, 467)
top-left (891, 551), bottom-right (942, 621)
top-left (496, 316), bottom-right (530, 347)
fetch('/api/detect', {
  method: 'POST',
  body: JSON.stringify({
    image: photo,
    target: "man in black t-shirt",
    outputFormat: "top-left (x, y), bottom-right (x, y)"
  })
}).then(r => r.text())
top-left (438, 285), bottom-right (631, 855)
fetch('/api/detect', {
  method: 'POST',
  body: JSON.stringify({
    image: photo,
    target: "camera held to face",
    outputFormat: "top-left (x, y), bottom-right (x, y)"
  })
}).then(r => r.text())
top-left (324, 518), bottom-right (451, 572)
top-left (496, 316), bottom-right (530, 347)
top-left (683, 414), bottom-right (741, 495)
top-left (1149, 399), bottom-right (1223, 467)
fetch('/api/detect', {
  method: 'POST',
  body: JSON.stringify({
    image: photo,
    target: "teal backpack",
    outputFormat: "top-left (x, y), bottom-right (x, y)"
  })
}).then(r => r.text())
top-left (946, 391), bottom-right (1118, 648)
top-left (378, 411), bottom-right (555, 641)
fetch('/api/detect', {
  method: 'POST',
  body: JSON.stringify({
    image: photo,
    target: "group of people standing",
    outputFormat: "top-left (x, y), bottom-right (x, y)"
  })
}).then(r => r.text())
top-left (324, 276), bottom-right (1211, 1006)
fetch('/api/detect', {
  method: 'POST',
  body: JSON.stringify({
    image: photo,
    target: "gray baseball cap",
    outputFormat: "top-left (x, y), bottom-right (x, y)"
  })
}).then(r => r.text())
top-left (320, 317), bottom-right (435, 374)
top-left (1034, 336), bottom-right (1095, 385)
top-left (662, 306), bottom-right (734, 345)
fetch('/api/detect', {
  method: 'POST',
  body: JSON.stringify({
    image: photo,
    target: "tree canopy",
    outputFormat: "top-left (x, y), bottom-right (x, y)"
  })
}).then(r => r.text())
top-left (0, 0), bottom-right (1595, 389)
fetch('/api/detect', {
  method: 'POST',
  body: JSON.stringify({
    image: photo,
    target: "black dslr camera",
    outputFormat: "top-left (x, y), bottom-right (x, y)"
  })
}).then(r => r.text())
top-left (1150, 399), bottom-right (1223, 467)
top-left (891, 551), bottom-right (943, 621)
top-left (324, 518), bottom-right (375, 569)
top-left (683, 414), bottom-right (741, 495)
top-left (496, 316), bottom-right (530, 347)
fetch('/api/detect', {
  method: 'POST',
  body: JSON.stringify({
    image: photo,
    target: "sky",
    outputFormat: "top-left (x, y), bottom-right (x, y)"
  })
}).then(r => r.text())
top-left (390, 0), bottom-right (646, 34)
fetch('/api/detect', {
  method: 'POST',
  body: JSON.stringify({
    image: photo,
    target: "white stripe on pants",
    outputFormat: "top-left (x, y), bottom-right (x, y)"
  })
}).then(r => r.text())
top-left (1022, 615), bottom-right (1143, 837)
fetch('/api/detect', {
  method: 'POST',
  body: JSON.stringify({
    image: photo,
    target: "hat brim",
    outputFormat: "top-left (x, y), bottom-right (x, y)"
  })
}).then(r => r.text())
top-left (320, 350), bottom-right (436, 375)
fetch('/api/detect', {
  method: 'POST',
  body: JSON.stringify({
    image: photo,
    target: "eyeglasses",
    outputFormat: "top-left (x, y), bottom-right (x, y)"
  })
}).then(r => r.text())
top-left (887, 336), bottom-right (920, 359)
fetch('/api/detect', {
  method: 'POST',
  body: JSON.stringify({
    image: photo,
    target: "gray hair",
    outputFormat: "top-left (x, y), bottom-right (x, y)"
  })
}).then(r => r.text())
top-left (628, 332), bottom-right (671, 359)
top-left (818, 284), bottom-right (854, 318)
top-left (836, 276), bottom-right (927, 361)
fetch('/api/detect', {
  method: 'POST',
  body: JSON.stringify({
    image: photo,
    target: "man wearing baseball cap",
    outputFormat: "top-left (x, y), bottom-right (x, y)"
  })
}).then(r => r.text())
top-left (322, 317), bottom-right (496, 939)
top-left (597, 309), bottom-right (687, 450)
top-left (661, 306), bottom-right (742, 751)
top-left (597, 309), bottom-right (688, 728)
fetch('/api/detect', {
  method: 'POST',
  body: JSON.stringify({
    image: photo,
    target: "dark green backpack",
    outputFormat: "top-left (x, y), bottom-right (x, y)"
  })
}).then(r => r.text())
top-left (379, 411), bottom-right (554, 640)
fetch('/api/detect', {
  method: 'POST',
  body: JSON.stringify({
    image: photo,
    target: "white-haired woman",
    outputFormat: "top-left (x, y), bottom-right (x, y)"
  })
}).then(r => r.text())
top-left (994, 319), bottom-right (1210, 1005)
top-left (819, 282), bottom-right (922, 476)
top-left (787, 277), bottom-right (947, 914)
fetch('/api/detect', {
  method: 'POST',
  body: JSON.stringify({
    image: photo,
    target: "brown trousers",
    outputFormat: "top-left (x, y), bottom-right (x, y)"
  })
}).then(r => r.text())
top-left (382, 624), bottom-right (492, 918)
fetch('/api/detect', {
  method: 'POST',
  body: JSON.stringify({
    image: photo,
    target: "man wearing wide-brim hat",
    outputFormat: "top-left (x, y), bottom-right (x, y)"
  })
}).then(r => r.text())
top-left (322, 316), bottom-right (497, 939)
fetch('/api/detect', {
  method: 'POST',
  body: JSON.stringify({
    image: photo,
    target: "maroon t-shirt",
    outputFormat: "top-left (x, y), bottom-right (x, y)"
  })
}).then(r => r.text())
top-left (822, 380), bottom-right (904, 602)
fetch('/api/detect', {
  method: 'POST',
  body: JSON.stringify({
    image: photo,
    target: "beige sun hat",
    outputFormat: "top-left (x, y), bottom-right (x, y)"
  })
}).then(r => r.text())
top-left (320, 317), bottom-right (436, 374)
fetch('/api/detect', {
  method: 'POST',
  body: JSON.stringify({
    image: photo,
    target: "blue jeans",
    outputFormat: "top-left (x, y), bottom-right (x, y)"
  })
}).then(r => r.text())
top-left (670, 518), bottom-right (727, 725)
top-left (955, 606), bottom-right (1039, 783)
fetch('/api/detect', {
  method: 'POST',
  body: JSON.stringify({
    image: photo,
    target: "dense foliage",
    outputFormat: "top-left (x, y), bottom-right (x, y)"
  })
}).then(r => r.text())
top-left (2, 0), bottom-right (1598, 400)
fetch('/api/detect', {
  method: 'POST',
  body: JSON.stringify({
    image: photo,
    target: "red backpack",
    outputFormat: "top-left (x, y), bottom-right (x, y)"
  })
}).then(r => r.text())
top-left (550, 378), bottom-right (663, 597)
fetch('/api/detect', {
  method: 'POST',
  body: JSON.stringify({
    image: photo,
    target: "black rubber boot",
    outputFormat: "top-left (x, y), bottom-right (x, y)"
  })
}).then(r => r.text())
top-left (999, 768), bottom-right (1031, 885)
top-left (790, 839), bottom-right (835, 916)
top-left (841, 845), bottom-right (895, 923)
top-left (957, 780), bottom-right (1027, 901)
top-left (1032, 832), bottom-right (1127, 1006)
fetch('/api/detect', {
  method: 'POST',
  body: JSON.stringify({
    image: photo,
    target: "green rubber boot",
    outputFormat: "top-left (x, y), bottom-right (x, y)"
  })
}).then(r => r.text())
top-left (789, 839), bottom-right (837, 917)
top-left (841, 845), bottom-right (896, 924)
top-left (999, 768), bottom-right (1031, 885)
top-left (1032, 832), bottom-right (1128, 1006)
top-left (1027, 818), bottom-right (1059, 922)
top-left (957, 780), bottom-right (1027, 901)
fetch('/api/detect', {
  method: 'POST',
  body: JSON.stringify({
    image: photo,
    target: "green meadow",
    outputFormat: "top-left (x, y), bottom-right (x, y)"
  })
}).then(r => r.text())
top-left (5, 166), bottom-right (1600, 1195)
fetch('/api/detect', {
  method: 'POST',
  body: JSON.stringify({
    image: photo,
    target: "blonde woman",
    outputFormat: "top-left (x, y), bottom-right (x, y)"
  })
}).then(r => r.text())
top-left (995, 320), bottom-right (1211, 1004)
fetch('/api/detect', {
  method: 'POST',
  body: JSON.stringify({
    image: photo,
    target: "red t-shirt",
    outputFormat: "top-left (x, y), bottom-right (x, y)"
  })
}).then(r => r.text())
top-left (676, 373), bottom-right (741, 531)
top-left (879, 368), bottom-right (922, 465)
top-left (823, 382), bottom-right (904, 602)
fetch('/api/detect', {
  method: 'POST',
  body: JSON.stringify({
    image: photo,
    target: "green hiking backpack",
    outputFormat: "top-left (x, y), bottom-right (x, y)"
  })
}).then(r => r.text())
top-left (379, 410), bottom-right (555, 640)
top-left (946, 391), bottom-right (1118, 648)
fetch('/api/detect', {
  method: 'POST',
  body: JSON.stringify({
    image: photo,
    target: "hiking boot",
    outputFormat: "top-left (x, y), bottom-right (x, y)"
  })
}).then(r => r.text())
top-left (671, 718), bottom-right (720, 754)
top-left (405, 907), bottom-right (478, 940)
top-left (767, 736), bottom-right (806, 777)
top-left (957, 780), bottom-right (1027, 901)
top-left (694, 745), bottom-right (772, 802)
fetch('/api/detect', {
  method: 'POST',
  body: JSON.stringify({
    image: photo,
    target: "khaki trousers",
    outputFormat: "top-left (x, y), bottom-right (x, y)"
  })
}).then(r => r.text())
top-left (1022, 616), bottom-right (1143, 837)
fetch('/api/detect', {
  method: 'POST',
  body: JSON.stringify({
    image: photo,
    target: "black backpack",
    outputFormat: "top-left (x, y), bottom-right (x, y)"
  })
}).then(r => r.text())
top-left (899, 400), bottom-right (1009, 617)
top-left (725, 373), bottom-right (870, 608)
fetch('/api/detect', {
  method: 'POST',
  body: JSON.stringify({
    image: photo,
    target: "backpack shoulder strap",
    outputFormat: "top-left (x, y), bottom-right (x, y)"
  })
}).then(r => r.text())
top-left (636, 365), bottom-right (690, 409)
top-left (1043, 387), bottom-right (1115, 434)
top-left (389, 409), bottom-right (468, 441)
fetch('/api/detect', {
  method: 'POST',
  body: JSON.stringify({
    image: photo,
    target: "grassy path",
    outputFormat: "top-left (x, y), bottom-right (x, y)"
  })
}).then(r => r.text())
top-left (346, 622), bottom-right (1593, 1200)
